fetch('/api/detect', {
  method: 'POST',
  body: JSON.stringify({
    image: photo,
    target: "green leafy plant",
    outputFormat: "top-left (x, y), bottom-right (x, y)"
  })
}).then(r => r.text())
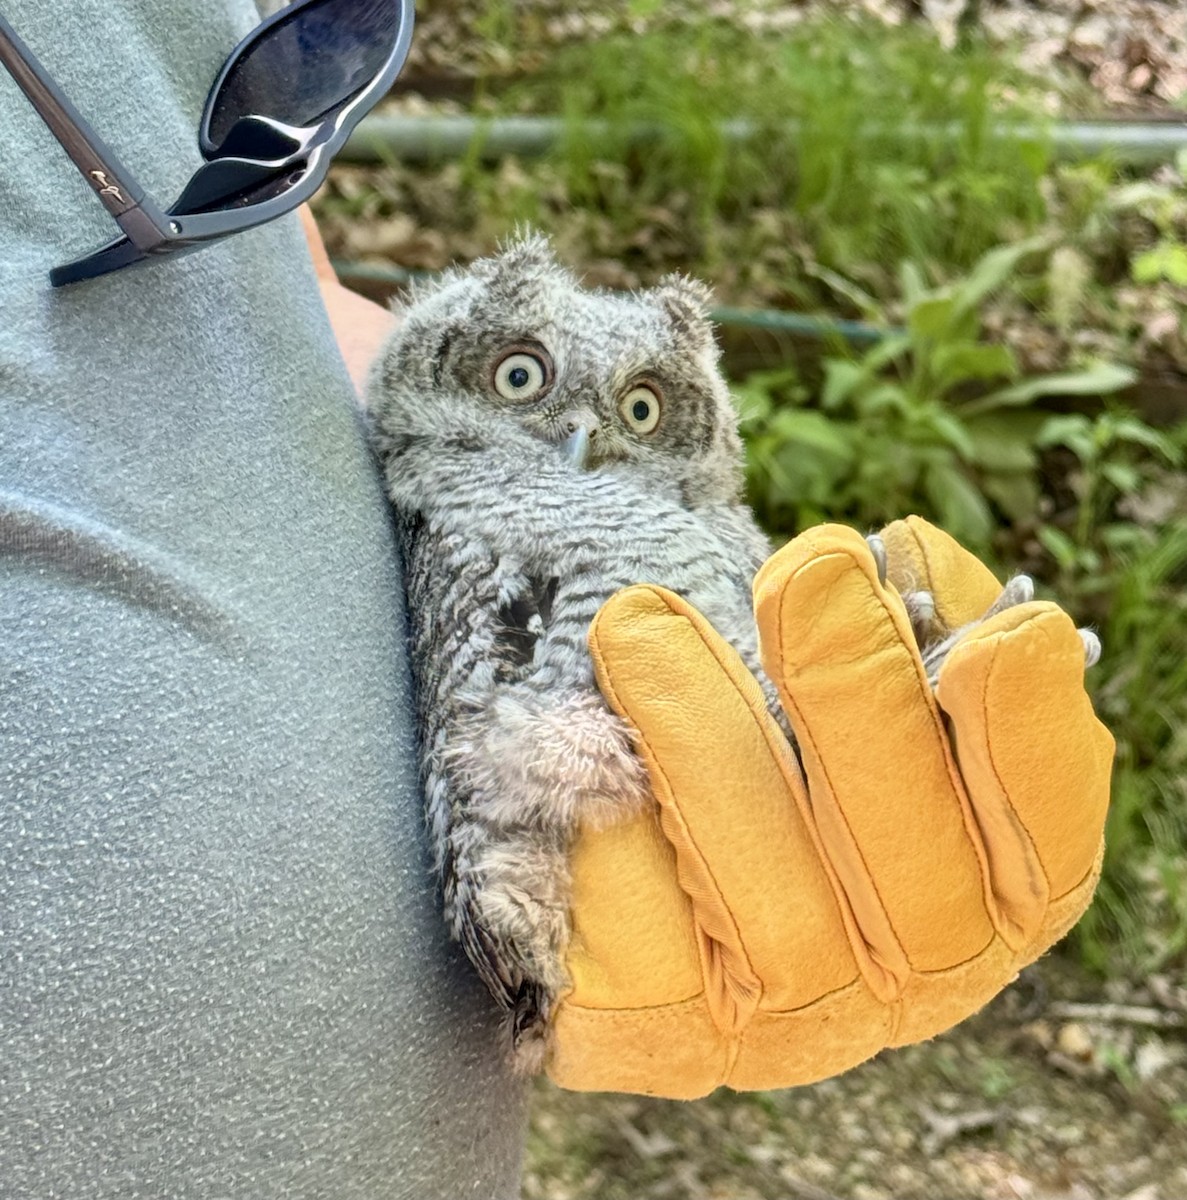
top-left (739, 241), bottom-right (1136, 550)
top-left (1033, 417), bottom-right (1187, 973)
top-left (1071, 511), bottom-right (1187, 973)
top-left (1035, 409), bottom-right (1182, 579)
top-left (1112, 150), bottom-right (1187, 288)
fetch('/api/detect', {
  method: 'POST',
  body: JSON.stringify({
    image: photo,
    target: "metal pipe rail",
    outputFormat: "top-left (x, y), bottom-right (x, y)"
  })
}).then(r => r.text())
top-left (341, 114), bottom-right (1187, 166)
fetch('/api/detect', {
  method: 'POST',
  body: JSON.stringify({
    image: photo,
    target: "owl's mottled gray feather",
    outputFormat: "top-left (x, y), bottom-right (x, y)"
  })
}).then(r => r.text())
top-left (369, 235), bottom-right (777, 1067)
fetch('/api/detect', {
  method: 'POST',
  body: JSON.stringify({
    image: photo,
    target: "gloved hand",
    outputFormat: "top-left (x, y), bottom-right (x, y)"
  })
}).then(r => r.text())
top-left (546, 518), bottom-right (1113, 1098)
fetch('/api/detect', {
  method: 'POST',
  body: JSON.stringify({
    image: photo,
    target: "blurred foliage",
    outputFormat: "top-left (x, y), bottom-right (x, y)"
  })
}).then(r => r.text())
top-left (1120, 150), bottom-right (1187, 289)
top-left (736, 239), bottom-right (1138, 546)
top-left (1042, 418), bottom-right (1187, 974)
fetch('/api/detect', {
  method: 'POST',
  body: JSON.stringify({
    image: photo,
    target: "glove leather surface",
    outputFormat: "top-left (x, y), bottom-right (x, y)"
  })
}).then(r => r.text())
top-left (547, 518), bottom-right (1113, 1098)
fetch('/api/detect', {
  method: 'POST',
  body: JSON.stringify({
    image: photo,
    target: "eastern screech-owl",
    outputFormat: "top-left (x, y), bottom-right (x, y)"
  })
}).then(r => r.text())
top-left (366, 235), bottom-right (1095, 1071)
top-left (368, 235), bottom-right (777, 1068)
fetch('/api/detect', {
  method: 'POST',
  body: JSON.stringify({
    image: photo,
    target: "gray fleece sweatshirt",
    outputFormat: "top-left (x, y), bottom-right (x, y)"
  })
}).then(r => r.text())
top-left (0, 2), bottom-right (527, 1196)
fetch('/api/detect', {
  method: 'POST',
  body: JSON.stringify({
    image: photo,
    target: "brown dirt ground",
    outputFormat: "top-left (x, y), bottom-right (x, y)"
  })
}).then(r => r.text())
top-left (522, 959), bottom-right (1187, 1200)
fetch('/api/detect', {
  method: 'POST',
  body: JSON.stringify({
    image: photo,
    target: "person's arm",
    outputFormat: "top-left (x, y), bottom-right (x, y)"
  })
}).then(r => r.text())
top-left (300, 205), bottom-right (395, 395)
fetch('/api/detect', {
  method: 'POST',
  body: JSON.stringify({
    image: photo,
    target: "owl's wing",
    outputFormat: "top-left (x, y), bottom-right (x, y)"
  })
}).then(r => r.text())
top-left (464, 574), bottom-right (563, 1017)
top-left (399, 512), bottom-right (561, 1013)
top-left (457, 907), bottom-right (550, 1032)
top-left (493, 575), bottom-right (559, 680)
top-left (457, 898), bottom-right (518, 1007)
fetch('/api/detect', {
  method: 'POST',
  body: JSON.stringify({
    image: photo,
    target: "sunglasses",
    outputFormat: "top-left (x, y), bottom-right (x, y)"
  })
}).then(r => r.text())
top-left (0, 0), bottom-right (413, 287)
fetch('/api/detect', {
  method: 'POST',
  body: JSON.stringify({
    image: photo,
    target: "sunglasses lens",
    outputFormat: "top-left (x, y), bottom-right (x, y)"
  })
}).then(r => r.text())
top-left (206, 0), bottom-right (400, 152)
top-left (170, 156), bottom-right (310, 216)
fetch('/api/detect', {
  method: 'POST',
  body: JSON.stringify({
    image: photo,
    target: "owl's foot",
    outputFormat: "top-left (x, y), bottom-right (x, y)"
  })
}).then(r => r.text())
top-left (865, 535), bottom-right (1100, 684)
top-left (907, 574), bottom-right (1101, 687)
top-left (507, 981), bottom-right (553, 1075)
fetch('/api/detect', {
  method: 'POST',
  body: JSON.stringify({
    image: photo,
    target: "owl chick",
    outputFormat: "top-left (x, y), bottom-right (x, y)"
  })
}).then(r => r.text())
top-left (367, 235), bottom-right (777, 1069)
top-left (367, 235), bottom-right (1101, 1071)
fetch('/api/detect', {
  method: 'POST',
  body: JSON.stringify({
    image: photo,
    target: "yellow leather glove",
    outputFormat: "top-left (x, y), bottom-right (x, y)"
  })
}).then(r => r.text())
top-left (546, 517), bottom-right (1114, 1098)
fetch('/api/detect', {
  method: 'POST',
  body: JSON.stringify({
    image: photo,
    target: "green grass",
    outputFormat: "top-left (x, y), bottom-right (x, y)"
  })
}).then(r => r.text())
top-left (1073, 513), bottom-right (1187, 972)
top-left (482, 18), bottom-right (1057, 278)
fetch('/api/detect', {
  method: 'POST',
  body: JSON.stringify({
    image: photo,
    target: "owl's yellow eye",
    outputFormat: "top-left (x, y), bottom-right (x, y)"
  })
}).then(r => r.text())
top-left (620, 384), bottom-right (661, 435)
top-left (493, 350), bottom-right (550, 401)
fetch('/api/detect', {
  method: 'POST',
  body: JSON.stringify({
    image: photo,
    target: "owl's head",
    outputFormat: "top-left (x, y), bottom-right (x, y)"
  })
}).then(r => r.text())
top-left (370, 235), bottom-right (744, 505)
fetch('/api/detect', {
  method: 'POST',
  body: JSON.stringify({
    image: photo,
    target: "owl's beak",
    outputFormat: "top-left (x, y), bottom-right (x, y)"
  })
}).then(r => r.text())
top-left (561, 426), bottom-right (591, 469)
top-left (559, 413), bottom-right (598, 469)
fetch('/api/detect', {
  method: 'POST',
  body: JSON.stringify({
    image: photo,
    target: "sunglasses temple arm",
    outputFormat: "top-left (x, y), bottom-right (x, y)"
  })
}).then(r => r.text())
top-left (49, 233), bottom-right (149, 288)
top-left (0, 13), bottom-right (171, 250)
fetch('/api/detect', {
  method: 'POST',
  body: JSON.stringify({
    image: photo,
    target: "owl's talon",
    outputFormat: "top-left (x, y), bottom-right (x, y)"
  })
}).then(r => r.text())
top-left (912, 589), bottom-right (935, 623)
top-left (866, 534), bottom-right (888, 587)
top-left (988, 573), bottom-right (1035, 616)
top-left (970, 574), bottom-right (1036, 626)
top-left (903, 589), bottom-right (937, 646)
top-left (1080, 628), bottom-right (1102, 668)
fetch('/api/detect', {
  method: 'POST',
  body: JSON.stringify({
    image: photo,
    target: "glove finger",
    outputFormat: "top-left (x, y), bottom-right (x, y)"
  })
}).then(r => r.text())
top-left (936, 601), bottom-right (1114, 950)
top-left (562, 801), bottom-right (706, 1008)
top-left (753, 525), bottom-right (996, 1002)
top-left (589, 585), bottom-right (859, 1023)
top-left (879, 516), bottom-right (1002, 630)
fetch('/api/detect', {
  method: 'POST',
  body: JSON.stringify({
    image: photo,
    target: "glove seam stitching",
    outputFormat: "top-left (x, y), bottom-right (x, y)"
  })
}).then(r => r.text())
top-left (558, 971), bottom-right (873, 1018)
top-left (650, 604), bottom-right (770, 1026)
top-left (980, 623), bottom-right (1053, 914)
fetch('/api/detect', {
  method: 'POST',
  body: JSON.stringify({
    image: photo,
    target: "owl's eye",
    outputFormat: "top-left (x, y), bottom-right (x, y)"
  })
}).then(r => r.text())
top-left (620, 384), bottom-right (661, 435)
top-left (492, 350), bottom-right (551, 401)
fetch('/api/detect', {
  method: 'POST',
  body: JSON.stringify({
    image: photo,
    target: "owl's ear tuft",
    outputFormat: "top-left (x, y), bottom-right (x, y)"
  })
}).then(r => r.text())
top-left (389, 260), bottom-right (472, 323)
top-left (652, 273), bottom-right (715, 351)
top-left (473, 230), bottom-right (559, 288)
top-left (375, 285), bottom-right (465, 393)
